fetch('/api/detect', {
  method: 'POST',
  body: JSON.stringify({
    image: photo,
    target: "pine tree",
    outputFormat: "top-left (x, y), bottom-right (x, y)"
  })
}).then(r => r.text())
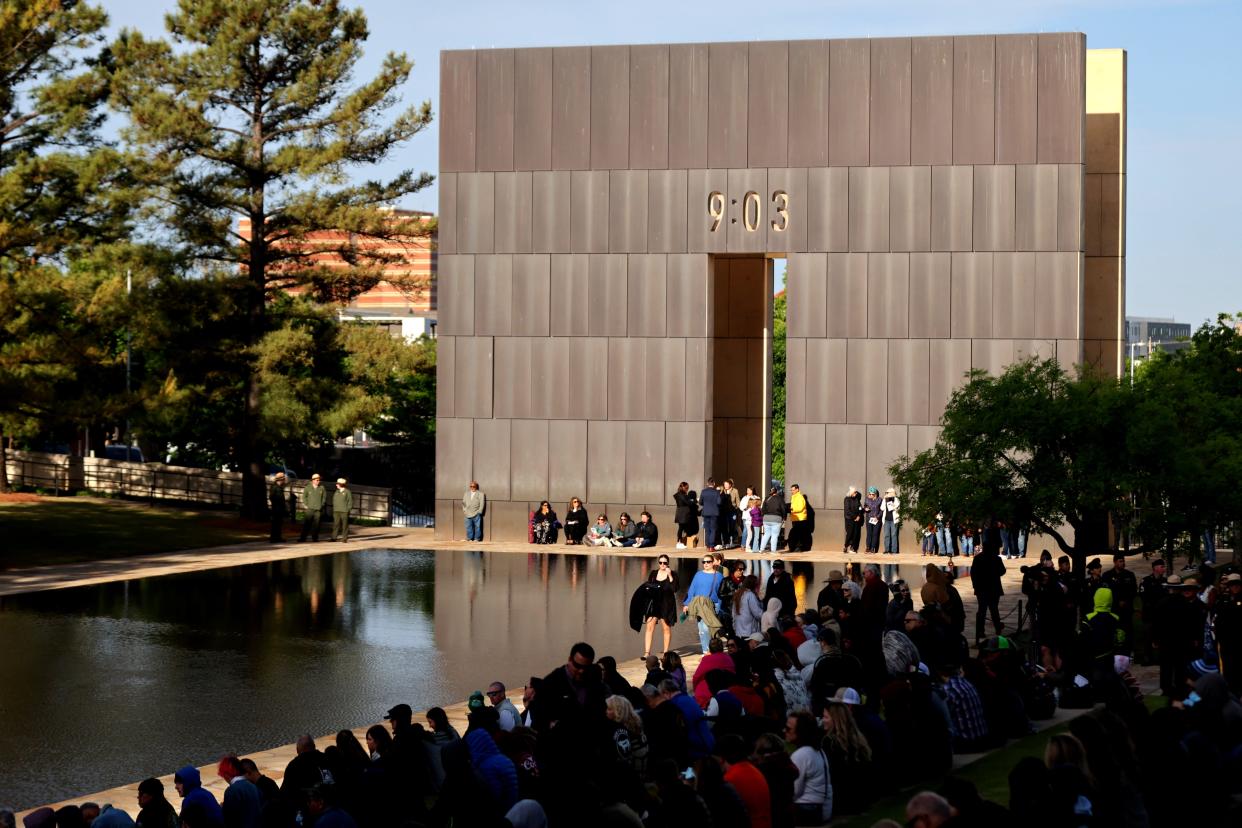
top-left (111, 0), bottom-right (433, 517)
top-left (0, 0), bottom-right (128, 492)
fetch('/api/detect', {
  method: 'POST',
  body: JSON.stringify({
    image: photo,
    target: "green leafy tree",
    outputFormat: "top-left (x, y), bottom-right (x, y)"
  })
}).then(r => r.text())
top-left (0, 0), bottom-right (129, 491)
top-left (110, 0), bottom-right (433, 516)
top-left (1125, 316), bottom-right (1242, 559)
top-left (890, 358), bottom-right (1129, 572)
top-left (771, 290), bottom-right (786, 484)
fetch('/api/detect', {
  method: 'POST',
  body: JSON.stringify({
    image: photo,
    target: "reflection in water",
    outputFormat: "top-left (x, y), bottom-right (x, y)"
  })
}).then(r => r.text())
top-left (0, 549), bottom-right (958, 810)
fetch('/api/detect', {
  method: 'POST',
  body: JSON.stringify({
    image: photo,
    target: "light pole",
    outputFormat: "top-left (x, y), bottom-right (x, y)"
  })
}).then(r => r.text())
top-left (125, 270), bottom-right (132, 457)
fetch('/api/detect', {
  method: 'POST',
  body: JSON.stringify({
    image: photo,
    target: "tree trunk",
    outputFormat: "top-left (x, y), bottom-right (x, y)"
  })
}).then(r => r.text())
top-left (0, 430), bottom-right (10, 494)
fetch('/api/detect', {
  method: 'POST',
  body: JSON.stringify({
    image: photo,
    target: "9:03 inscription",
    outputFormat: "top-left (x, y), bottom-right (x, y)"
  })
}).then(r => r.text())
top-left (708, 190), bottom-right (790, 233)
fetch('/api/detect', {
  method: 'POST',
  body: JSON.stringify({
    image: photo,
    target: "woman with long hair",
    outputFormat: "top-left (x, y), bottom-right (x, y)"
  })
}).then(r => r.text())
top-left (642, 554), bottom-right (679, 659)
top-left (365, 724), bottom-right (393, 760)
top-left (732, 575), bottom-right (764, 639)
top-left (820, 700), bottom-right (874, 814)
top-left (673, 481), bottom-right (700, 549)
top-left (605, 694), bottom-right (650, 775)
top-left (786, 710), bottom-right (832, 825)
top-left (564, 497), bottom-right (588, 544)
top-left (530, 500), bottom-right (559, 544)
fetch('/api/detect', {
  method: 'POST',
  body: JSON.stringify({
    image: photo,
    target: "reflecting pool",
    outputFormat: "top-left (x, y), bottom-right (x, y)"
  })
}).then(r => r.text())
top-left (0, 549), bottom-right (951, 809)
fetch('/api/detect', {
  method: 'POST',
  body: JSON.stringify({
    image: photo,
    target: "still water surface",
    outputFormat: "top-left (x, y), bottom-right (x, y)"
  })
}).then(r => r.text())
top-left (0, 549), bottom-right (942, 809)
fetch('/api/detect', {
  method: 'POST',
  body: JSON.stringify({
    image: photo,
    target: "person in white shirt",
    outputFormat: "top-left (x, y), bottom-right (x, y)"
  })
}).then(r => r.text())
top-left (786, 710), bottom-right (833, 824)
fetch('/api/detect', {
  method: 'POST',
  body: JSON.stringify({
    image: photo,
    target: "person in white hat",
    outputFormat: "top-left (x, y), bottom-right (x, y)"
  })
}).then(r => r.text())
top-left (331, 477), bottom-right (353, 542)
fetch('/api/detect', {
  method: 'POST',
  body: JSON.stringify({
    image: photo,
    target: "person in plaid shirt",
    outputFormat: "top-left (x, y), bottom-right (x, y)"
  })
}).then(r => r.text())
top-left (935, 665), bottom-right (991, 752)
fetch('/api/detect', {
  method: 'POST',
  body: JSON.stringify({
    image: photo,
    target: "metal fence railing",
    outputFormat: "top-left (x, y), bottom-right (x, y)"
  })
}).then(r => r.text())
top-left (4, 450), bottom-right (393, 525)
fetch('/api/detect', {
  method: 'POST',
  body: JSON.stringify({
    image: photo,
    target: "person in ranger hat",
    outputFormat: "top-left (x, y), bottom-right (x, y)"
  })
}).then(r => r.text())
top-left (1214, 573), bottom-right (1242, 693)
top-left (1157, 574), bottom-right (1207, 699)
top-left (299, 473), bottom-right (327, 542)
top-left (269, 471), bottom-right (288, 542)
top-left (331, 478), bottom-right (352, 542)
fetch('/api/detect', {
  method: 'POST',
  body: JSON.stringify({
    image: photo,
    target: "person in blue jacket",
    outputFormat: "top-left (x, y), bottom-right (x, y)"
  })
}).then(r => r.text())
top-left (699, 478), bottom-right (721, 549)
top-left (173, 765), bottom-right (224, 827)
top-left (683, 553), bottom-right (723, 653)
top-left (464, 729), bottom-right (519, 813)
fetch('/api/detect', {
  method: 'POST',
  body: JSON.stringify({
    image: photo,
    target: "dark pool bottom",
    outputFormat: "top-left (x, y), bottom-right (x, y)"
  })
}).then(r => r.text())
top-left (0, 549), bottom-right (946, 809)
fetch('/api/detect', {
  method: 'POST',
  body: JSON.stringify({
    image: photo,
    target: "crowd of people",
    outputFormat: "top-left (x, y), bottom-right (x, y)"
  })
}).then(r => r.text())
top-left (13, 543), bottom-right (1241, 828)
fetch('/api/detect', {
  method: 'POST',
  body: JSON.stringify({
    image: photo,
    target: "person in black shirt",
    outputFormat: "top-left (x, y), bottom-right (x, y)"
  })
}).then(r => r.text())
top-left (1101, 554), bottom-right (1138, 655)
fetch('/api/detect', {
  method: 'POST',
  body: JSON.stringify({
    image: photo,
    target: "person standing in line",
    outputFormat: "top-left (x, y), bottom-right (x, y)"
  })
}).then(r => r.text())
top-left (879, 488), bottom-right (901, 554)
top-left (462, 481), bottom-right (485, 542)
top-left (673, 481), bottom-right (699, 550)
top-left (786, 484), bottom-right (811, 552)
top-left (747, 489), bottom-right (763, 551)
top-left (332, 478), bottom-right (353, 542)
top-left (862, 487), bottom-right (882, 554)
top-left (1101, 553), bottom-right (1138, 654)
top-left (843, 486), bottom-right (862, 555)
top-left (700, 478), bottom-right (721, 550)
top-left (299, 473), bottom-right (327, 542)
top-left (970, 545), bottom-right (1006, 644)
top-left (268, 472), bottom-right (288, 543)
top-left (761, 485), bottom-right (786, 553)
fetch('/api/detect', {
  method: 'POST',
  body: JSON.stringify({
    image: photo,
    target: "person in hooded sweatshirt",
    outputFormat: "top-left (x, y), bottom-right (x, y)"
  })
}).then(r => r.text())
top-left (136, 777), bottom-right (178, 828)
top-left (1077, 586), bottom-right (1126, 699)
top-left (174, 766), bottom-right (224, 828)
top-left (465, 729), bottom-right (519, 814)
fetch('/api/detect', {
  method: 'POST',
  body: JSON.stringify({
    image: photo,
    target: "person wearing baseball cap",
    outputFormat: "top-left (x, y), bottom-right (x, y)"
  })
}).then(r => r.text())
top-left (299, 473), bottom-right (327, 542)
top-left (331, 477), bottom-right (353, 542)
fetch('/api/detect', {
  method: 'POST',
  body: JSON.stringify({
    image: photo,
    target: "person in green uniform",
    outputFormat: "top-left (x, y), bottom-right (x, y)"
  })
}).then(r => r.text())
top-left (268, 472), bottom-right (287, 542)
top-left (299, 473), bottom-right (327, 542)
top-left (332, 477), bottom-right (353, 542)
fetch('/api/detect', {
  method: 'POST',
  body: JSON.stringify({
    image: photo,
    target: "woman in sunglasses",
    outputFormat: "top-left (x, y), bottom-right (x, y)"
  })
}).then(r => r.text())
top-left (641, 555), bottom-right (680, 659)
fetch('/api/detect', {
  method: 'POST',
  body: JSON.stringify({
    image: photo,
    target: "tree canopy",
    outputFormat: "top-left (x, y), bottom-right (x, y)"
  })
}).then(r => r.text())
top-left (891, 317), bottom-right (1242, 567)
top-left (110, 0), bottom-right (434, 515)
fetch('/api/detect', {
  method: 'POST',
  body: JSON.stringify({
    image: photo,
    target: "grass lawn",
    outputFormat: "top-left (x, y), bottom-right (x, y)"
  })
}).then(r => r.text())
top-left (0, 496), bottom-right (268, 569)
top-left (835, 696), bottom-right (1166, 826)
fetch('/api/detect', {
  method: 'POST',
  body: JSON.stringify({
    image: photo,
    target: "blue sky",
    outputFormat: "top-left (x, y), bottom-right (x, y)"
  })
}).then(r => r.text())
top-left (106, 0), bottom-right (1240, 328)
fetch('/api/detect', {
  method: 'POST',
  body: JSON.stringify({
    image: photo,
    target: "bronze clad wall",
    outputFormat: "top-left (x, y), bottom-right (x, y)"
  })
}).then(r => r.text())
top-left (437, 34), bottom-right (1102, 545)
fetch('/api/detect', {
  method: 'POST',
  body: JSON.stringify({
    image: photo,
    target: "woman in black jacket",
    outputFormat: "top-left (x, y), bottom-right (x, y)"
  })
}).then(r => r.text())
top-left (531, 501), bottom-right (559, 544)
top-left (673, 482), bottom-right (700, 549)
top-left (564, 497), bottom-right (588, 544)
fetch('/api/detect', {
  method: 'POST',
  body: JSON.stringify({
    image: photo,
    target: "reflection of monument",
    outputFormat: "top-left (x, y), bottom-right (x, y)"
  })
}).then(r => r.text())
top-left (435, 37), bottom-right (1126, 544)
top-left (431, 551), bottom-right (698, 690)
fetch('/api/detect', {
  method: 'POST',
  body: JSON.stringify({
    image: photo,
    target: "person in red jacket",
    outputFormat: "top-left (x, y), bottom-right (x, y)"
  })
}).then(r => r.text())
top-left (717, 733), bottom-right (772, 828)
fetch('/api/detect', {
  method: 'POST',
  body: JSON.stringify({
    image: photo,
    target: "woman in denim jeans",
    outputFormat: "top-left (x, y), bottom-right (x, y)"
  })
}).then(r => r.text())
top-left (760, 486), bottom-right (785, 553)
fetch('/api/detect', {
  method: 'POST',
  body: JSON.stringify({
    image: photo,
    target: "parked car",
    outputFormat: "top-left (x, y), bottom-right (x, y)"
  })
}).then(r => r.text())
top-left (104, 445), bottom-right (145, 463)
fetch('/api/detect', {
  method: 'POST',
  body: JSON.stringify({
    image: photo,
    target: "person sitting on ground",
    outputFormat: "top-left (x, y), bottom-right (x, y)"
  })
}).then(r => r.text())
top-left (487, 682), bottom-right (522, 731)
top-left (563, 497), bottom-right (588, 545)
top-left (174, 765), bottom-right (224, 827)
top-left (936, 663), bottom-right (994, 753)
top-left (136, 778), bottom-right (178, 828)
top-left (786, 710), bottom-right (832, 825)
top-left (905, 791), bottom-right (954, 828)
top-left (808, 627), bottom-right (864, 715)
top-left (629, 510), bottom-right (659, 548)
top-left (604, 694), bottom-right (651, 776)
top-left (587, 514), bottom-right (613, 547)
top-left (717, 733), bottom-right (773, 828)
top-left (530, 501), bottom-right (559, 544)
top-left (217, 755), bottom-right (262, 828)
top-left (304, 783), bottom-right (356, 828)
top-left (612, 512), bottom-right (637, 547)
top-left (752, 732), bottom-right (798, 828)
top-left (819, 694), bottom-right (875, 815)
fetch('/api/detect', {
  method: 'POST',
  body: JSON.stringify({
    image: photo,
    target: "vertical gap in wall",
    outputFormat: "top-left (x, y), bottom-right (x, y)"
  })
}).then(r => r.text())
top-left (769, 257), bottom-right (786, 489)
